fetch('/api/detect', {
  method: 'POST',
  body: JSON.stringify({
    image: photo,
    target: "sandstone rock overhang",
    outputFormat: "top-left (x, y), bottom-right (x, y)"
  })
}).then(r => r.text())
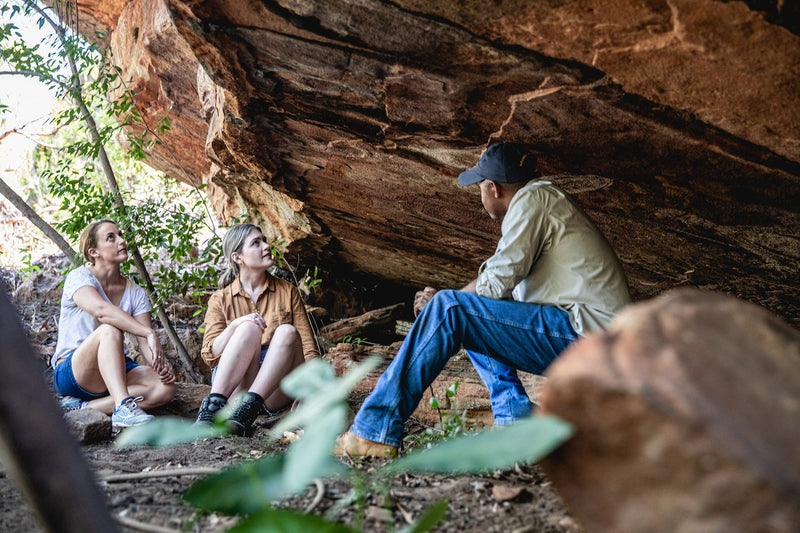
top-left (61, 0), bottom-right (800, 326)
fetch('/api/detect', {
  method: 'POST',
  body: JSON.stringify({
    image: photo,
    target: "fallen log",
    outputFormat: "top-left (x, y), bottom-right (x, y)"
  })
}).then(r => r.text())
top-left (318, 303), bottom-right (405, 345)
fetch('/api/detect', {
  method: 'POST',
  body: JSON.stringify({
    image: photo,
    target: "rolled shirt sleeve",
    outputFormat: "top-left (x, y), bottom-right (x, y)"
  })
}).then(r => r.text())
top-left (200, 291), bottom-right (227, 367)
top-left (290, 286), bottom-right (320, 361)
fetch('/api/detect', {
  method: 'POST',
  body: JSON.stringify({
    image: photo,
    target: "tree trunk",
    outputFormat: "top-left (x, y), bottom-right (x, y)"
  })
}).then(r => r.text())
top-left (24, 0), bottom-right (203, 383)
top-left (0, 178), bottom-right (79, 266)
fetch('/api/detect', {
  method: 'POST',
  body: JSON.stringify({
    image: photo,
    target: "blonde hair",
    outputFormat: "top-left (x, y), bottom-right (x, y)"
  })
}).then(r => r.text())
top-left (79, 219), bottom-right (117, 265)
top-left (219, 223), bottom-right (262, 288)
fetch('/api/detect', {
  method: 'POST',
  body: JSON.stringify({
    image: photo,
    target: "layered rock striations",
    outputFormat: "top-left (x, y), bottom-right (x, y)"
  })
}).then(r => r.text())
top-left (63, 0), bottom-right (799, 324)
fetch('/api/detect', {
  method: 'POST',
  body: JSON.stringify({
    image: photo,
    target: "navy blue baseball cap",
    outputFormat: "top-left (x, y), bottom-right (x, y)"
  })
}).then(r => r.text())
top-left (457, 142), bottom-right (540, 186)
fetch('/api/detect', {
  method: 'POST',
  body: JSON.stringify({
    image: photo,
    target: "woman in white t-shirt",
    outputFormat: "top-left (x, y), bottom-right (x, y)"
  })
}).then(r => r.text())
top-left (52, 220), bottom-right (175, 427)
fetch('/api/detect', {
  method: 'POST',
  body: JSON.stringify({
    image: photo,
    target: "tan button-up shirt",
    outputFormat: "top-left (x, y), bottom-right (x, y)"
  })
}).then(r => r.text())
top-left (201, 275), bottom-right (319, 367)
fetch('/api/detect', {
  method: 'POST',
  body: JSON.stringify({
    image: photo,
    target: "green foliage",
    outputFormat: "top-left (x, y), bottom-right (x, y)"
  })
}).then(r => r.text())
top-left (1, 0), bottom-right (222, 308)
top-left (18, 248), bottom-right (41, 279)
top-left (389, 416), bottom-right (573, 475)
top-left (397, 500), bottom-right (448, 533)
top-left (184, 454), bottom-right (338, 516)
top-left (404, 410), bottom-right (469, 451)
top-left (341, 335), bottom-right (365, 345)
top-left (407, 380), bottom-right (469, 450)
top-left (299, 265), bottom-right (322, 294)
top-left (228, 508), bottom-right (359, 533)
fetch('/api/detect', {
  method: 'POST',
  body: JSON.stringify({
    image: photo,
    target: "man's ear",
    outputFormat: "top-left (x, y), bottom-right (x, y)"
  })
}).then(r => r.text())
top-left (488, 180), bottom-right (502, 198)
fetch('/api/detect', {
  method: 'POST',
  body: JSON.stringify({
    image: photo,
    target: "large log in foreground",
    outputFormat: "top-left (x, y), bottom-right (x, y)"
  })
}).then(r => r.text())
top-left (0, 288), bottom-right (116, 532)
top-left (539, 288), bottom-right (800, 533)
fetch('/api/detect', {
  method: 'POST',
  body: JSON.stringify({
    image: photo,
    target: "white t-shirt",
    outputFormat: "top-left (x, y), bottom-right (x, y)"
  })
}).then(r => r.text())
top-left (52, 266), bottom-right (152, 367)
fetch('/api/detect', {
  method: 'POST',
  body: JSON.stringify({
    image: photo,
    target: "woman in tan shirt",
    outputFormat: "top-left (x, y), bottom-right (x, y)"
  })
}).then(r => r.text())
top-left (195, 223), bottom-right (319, 435)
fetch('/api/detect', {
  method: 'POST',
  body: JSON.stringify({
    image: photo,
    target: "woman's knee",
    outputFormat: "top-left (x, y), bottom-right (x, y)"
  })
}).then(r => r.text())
top-left (272, 324), bottom-right (300, 347)
top-left (95, 323), bottom-right (124, 343)
top-left (232, 320), bottom-right (263, 341)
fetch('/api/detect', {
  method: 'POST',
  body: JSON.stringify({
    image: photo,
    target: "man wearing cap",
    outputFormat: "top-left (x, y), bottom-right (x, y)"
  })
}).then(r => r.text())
top-left (334, 142), bottom-right (631, 457)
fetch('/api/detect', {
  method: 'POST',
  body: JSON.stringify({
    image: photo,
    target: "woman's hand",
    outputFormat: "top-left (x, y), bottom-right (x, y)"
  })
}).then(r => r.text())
top-left (155, 361), bottom-right (176, 384)
top-left (145, 331), bottom-right (174, 383)
top-left (146, 330), bottom-right (164, 365)
top-left (231, 313), bottom-right (266, 331)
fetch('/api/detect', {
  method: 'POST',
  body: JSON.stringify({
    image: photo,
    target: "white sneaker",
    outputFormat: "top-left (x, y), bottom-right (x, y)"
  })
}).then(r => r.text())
top-left (60, 396), bottom-right (83, 412)
top-left (112, 396), bottom-right (154, 427)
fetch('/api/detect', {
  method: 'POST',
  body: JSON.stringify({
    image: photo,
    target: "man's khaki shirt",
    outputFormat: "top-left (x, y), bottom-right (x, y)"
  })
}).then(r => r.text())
top-left (201, 275), bottom-right (319, 367)
top-left (476, 180), bottom-right (631, 336)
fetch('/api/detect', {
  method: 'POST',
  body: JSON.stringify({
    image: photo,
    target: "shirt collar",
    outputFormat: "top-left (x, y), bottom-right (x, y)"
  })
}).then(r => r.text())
top-left (231, 273), bottom-right (275, 297)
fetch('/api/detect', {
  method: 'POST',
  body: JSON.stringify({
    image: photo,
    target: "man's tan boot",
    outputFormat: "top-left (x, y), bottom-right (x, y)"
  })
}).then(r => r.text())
top-left (332, 430), bottom-right (398, 457)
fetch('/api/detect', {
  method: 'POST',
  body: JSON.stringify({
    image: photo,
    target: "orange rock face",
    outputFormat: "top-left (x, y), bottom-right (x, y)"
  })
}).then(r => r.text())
top-left (64, 0), bottom-right (799, 325)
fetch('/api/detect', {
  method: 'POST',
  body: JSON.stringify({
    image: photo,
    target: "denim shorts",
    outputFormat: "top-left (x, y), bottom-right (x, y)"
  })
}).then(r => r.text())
top-left (52, 351), bottom-right (139, 400)
top-left (211, 347), bottom-right (268, 384)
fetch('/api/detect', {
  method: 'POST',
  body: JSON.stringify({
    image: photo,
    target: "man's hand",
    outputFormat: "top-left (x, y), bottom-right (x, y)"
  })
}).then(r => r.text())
top-left (414, 287), bottom-right (438, 317)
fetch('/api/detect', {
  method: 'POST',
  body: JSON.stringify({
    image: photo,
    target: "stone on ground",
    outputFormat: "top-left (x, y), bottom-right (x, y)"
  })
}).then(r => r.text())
top-left (64, 409), bottom-right (111, 444)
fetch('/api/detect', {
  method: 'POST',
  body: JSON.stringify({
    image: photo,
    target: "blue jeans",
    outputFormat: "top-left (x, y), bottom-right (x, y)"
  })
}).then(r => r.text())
top-left (350, 290), bottom-right (578, 447)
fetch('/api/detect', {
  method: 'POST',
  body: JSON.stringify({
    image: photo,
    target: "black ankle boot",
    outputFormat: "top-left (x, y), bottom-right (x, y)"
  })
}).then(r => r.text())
top-left (195, 393), bottom-right (227, 425)
top-left (227, 392), bottom-right (264, 436)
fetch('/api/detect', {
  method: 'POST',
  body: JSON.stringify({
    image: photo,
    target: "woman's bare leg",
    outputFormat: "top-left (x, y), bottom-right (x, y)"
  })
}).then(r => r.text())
top-left (249, 324), bottom-right (305, 411)
top-left (70, 324), bottom-right (130, 415)
top-left (83, 366), bottom-right (175, 414)
top-left (209, 321), bottom-right (262, 398)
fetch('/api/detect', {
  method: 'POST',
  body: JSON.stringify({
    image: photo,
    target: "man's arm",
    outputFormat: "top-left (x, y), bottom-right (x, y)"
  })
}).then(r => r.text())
top-left (475, 189), bottom-right (548, 300)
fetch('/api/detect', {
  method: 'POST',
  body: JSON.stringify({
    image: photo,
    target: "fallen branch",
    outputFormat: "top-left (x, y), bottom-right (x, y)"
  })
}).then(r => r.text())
top-left (0, 177), bottom-right (79, 265)
top-left (101, 467), bottom-right (220, 483)
top-left (115, 515), bottom-right (178, 533)
top-left (304, 479), bottom-right (325, 513)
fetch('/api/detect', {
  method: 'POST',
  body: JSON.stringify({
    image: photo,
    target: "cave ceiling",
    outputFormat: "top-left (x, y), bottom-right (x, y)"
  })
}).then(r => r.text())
top-left (65, 0), bottom-right (800, 325)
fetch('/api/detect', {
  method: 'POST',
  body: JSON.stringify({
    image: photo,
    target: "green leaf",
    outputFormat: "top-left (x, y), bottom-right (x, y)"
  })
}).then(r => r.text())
top-left (429, 396), bottom-right (440, 409)
top-left (387, 415), bottom-right (573, 475)
top-left (278, 358), bottom-right (335, 399)
top-left (446, 379), bottom-right (459, 398)
top-left (115, 417), bottom-right (227, 448)
top-left (228, 508), bottom-right (358, 533)
top-left (397, 499), bottom-right (449, 533)
top-left (269, 356), bottom-right (382, 440)
top-left (282, 404), bottom-right (347, 494)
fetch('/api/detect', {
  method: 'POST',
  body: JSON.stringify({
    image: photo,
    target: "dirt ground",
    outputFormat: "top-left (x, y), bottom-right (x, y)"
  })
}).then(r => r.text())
top-left (0, 258), bottom-right (580, 533)
top-left (0, 416), bottom-right (579, 533)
